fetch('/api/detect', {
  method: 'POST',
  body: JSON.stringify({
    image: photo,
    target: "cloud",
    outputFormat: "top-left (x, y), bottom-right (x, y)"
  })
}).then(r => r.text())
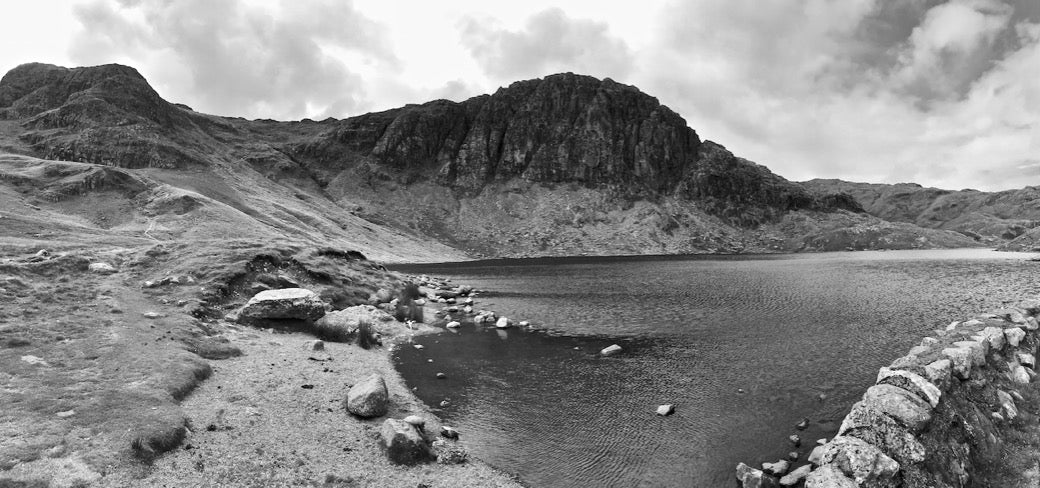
top-left (459, 8), bottom-right (634, 81)
top-left (636, 0), bottom-right (1039, 190)
top-left (69, 0), bottom-right (398, 119)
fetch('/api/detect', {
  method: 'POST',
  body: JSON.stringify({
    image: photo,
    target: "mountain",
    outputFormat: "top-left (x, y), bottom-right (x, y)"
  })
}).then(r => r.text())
top-left (0, 63), bottom-right (982, 260)
top-left (802, 179), bottom-right (1040, 250)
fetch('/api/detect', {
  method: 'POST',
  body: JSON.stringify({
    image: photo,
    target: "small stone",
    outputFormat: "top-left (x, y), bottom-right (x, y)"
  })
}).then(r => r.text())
top-left (787, 451), bottom-right (799, 461)
top-left (56, 410), bottom-right (76, 418)
top-left (439, 400), bottom-right (451, 407)
top-left (795, 418), bottom-right (809, 430)
top-left (762, 459), bottom-right (790, 476)
top-left (997, 390), bottom-right (1018, 420)
top-left (600, 344), bottom-right (623, 356)
top-left (656, 404), bottom-right (675, 416)
top-left (808, 445), bottom-right (825, 466)
top-left (413, 344), bottom-right (424, 350)
top-left (519, 320), bottom-right (530, 327)
top-left (20, 355), bottom-right (49, 366)
top-left (780, 464), bottom-right (812, 486)
top-left (445, 321), bottom-right (461, 329)
top-left (143, 312), bottom-right (162, 319)
top-left (788, 434), bottom-right (801, 447)
top-left (495, 317), bottom-right (512, 329)
top-left (440, 426), bottom-right (459, 439)
top-left (403, 415), bottom-right (425, 428)
top-left (816, 438), bottom-right (827, 446)
top-left (436, 372), bottom-right (446, 379)
top-left (1017, 352), bottom-right (1036, 368)
top-left (307, 340), bottom-right (325, 351)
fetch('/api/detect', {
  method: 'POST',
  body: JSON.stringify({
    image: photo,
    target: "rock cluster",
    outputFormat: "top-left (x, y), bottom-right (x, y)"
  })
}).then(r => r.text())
top-left (737, 302), bottom-right (1040, 487)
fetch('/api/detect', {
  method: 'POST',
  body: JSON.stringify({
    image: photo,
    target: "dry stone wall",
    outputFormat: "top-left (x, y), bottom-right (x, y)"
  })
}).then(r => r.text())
top-left (738, 301), bottom-right (1040, 487)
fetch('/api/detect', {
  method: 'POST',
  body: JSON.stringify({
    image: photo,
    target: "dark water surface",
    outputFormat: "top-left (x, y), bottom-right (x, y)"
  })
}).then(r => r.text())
top-left (390, 250), bottom-right (1040, 487)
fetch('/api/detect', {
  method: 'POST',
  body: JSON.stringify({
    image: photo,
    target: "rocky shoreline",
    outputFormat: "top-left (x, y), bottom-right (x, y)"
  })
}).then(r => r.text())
top-left (737, 302), bottom-right (1040, 487)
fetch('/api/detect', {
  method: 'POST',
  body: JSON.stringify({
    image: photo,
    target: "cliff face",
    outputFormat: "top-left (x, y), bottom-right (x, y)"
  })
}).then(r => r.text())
top-left (0, 63), bottom-right (982, 258)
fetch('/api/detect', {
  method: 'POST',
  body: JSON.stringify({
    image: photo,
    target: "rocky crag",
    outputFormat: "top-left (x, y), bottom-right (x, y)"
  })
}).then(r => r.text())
top-left (0, 63), bottom-right (982, 258)
top-left (738, 303), bottom-right (1040, 487)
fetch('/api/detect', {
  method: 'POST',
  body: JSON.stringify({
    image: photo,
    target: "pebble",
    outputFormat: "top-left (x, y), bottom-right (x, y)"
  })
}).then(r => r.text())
top-left (656, 404), bottom-right (675, 416)
top-left (56, 410), bottom-right (75, 418)
top-left (403, 415), bottom-right (425, 428)
top-left (436, 372), bottom-right (446, 379)
top-left (440, 426), bottom-right (460, 439)
top-left (143, 312), bottom-right (162, 319)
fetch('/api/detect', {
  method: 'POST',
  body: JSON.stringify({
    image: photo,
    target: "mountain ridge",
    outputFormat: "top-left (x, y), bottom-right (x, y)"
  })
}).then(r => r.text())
top-left (0, 62), bottom-right (995, 259)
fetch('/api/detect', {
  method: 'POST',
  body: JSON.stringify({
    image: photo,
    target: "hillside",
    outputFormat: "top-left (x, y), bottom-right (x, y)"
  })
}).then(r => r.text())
top-left (803, 179), bottom-right (1040, 251)
top-left (0, 63), bottom-right (980, 258)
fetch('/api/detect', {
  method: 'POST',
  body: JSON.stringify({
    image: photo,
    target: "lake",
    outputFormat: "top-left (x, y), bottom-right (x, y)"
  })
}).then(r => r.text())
top-left (390, 249), bottom-right (1040, 487)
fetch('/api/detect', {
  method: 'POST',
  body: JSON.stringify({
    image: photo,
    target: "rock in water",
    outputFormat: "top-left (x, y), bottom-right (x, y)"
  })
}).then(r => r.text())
top-left (601, 344), bottom-right (623, 356)
top-left (656, 404), bottom-right (675, 416)
top-left (88, 262), bottom-right (117, 274)
top-left (440, 425), bottom-right (460, 439)
top-left (239, 288), bottom-right (325, 322)
top-left (380, 419), bottom-right (431, 465)
top-left (403, 415), bottom-right (426, 429)
top-left (495, 317), bottom-right (512, 329)
top-left (345, 375), bottom-right (389, 418)
top-left (780, 465), bottom-right (812, 486)
top-left (445, 321), bottom-right (461, 329)
top-left (762, 459), bottom-right (789, 476)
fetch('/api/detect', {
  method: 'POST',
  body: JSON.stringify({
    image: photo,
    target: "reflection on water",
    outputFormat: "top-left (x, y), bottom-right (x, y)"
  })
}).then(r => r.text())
top-left (391, 250), bottom-right (1040, 487)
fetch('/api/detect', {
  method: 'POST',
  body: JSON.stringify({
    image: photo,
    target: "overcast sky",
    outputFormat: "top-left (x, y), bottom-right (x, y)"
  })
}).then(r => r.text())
top-left (0, 0), bottom-right (1037, 191)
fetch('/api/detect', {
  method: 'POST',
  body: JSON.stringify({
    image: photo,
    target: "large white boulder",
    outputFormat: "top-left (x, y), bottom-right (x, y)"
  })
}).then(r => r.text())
top-left (239, 288), bottom-right (325, 321)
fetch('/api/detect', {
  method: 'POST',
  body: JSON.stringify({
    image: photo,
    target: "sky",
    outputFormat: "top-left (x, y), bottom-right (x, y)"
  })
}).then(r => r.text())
top-left (0, 0), bottom-right (1037, 191)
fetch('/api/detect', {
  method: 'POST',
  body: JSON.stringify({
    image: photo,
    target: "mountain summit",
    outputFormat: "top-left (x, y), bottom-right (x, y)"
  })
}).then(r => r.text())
top-left (0, 63), bottom-right (986, 258)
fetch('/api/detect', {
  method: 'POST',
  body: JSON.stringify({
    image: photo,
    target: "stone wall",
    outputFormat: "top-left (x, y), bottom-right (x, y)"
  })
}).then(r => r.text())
top-left (737, 301), bottom-right (1040, 487)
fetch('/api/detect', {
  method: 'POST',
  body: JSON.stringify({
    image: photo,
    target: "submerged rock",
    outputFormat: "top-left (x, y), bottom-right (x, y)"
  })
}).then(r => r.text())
top-left (239, 288), bottom-right (325, 322)
top-left (345, 375), bottom-right (389, 418)
top-left (656, 404), bottom-right (675, 416)
top-left (601, 344), bottom-right (623, 356)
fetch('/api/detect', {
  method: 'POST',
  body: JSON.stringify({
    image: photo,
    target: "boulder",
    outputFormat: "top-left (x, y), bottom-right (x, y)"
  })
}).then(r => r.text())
top-left (779, 465), bottom-right (812, 486)
top-left (1025, 316), bottom-right (1039, 331)
top-left (876, 367), bottom-right (941, 407)
top-left (838, 401), bottom-right (925, 465)
top-left (314, 305), bottom-right (395, 339)
top-left (345, 375), bottom-right (389, 418)
top-left (369, 288), bottom-right (394, 304)
top-left (88, 262), bottom-right (117, 274)
top-left (1006, 327), bottom-right (1026, 348)
top-left (656, 404), bottom-right (675, 416)
top-left (805, 465), bottom-right (857, 488)
top-left (601, 344), bottom-right (623, 356)
top-left (941, 347), bottom-right (974, 379)
top-left (380, 419), bottom-right (431, 465)
top-left (1017, 352), bottom-right (1036, 368)
top-left (762, 460), bottom-right (789, 476)
top-left (239, 288), bottom-right (325, 322)
top-left (862, 384), bottom-right (932, 433)
top-left (819, 436), bottom-right (900, 485)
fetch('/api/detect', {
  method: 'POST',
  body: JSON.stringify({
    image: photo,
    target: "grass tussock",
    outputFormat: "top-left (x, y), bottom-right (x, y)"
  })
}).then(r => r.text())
top-left (394, 283), bottom-right (424, 323)
top-left (356, 320), bottom-right (380, 350)
top-left (131, 421), bottom-right (188, 461)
